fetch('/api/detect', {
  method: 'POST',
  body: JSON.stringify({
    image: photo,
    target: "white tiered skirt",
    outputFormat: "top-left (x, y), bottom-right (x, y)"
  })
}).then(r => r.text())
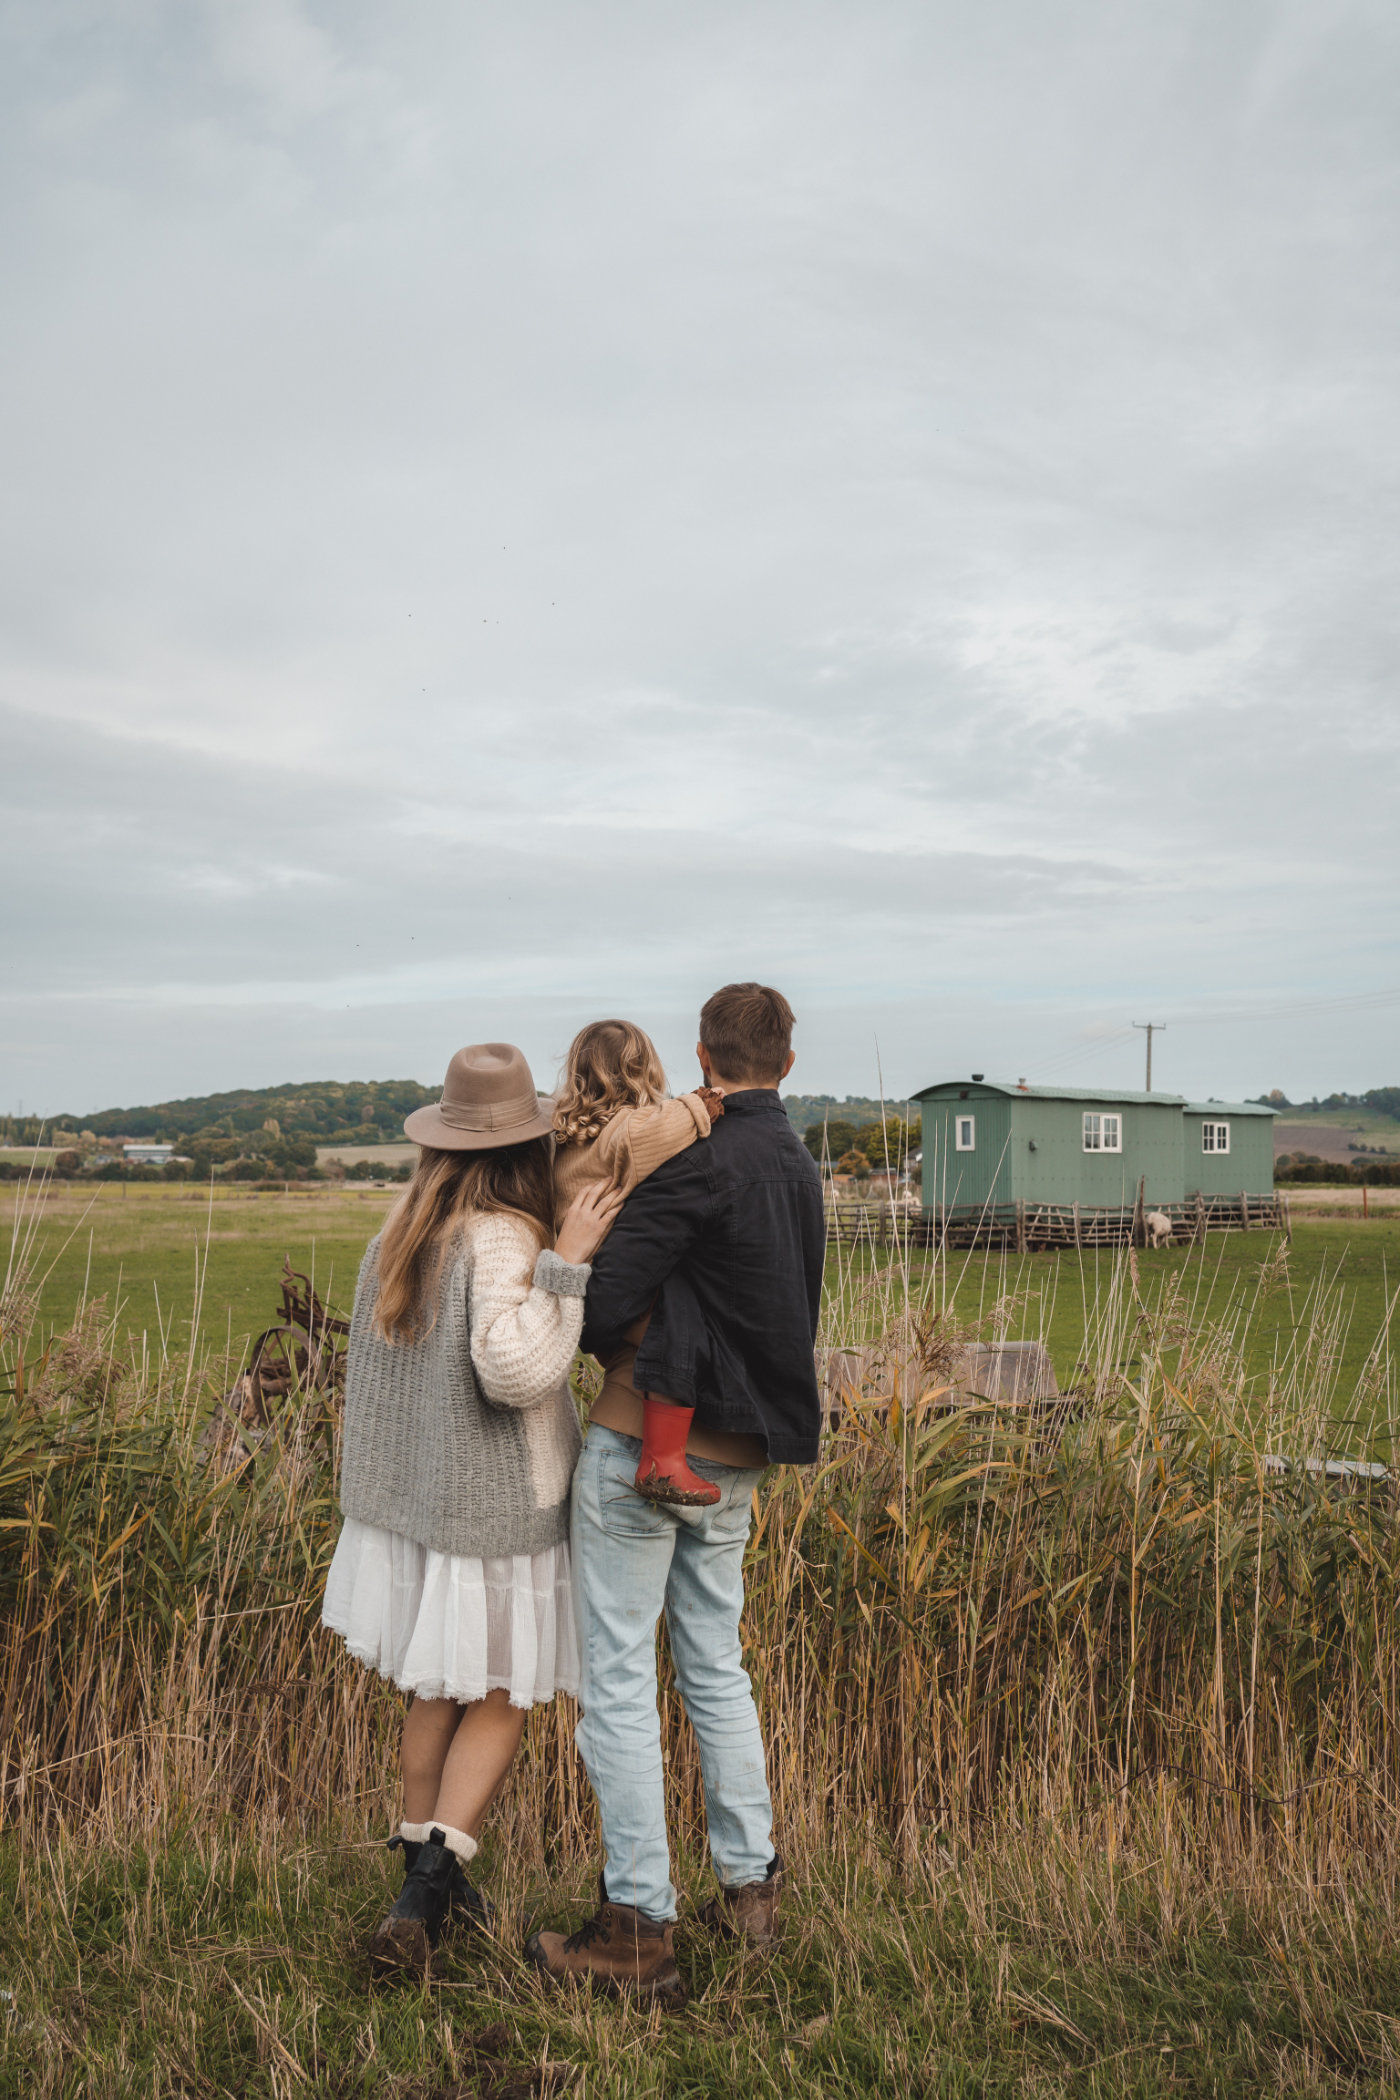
top-left (322, 1517), bottom-right (579, 1710)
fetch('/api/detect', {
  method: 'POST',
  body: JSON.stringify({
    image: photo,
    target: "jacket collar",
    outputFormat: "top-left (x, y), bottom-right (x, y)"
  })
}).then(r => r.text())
top-left (715, 1088), bottom-right (783, 1115)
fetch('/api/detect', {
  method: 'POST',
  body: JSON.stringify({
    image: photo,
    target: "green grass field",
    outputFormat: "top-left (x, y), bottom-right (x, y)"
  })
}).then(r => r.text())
top-left (9, 1820), bottom-right (1400, 2098)
top-left (9, 1183), bottom-right (397, 1375)
top-left (826, 1215), bottom-right (1400, 1432)
top-left (11, 1185), bottom-right (1397, 1436)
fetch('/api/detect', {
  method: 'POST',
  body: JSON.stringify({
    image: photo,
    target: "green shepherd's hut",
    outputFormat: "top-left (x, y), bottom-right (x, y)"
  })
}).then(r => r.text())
top-left (912, 1078), bottom-right (1281, 1249)
top-left (1181, 1100), bottom-right (1277, 1200)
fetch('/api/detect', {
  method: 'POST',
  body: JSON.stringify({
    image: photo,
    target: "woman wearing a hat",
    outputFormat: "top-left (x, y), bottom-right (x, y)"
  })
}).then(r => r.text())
top-left (321, 1042), bottom-right (621, 1975)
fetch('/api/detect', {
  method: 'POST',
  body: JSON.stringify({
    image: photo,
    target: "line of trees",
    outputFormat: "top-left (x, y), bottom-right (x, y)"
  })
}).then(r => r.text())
top-left (802, 1115), bottom-right (918, 1174)
top-left (1275, 1159), bottom-right (1400, 1186)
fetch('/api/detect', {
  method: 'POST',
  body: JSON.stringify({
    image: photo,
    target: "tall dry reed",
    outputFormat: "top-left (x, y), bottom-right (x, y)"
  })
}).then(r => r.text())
top-left (3, 1192), bottom-right (1398, 1884)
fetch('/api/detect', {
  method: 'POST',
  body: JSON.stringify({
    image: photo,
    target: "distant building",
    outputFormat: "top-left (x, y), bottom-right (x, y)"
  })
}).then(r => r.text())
top-left (123, 1143), bottom-right (175, 1165)
top-left (912, 1080), bottom-right (1280, 1247)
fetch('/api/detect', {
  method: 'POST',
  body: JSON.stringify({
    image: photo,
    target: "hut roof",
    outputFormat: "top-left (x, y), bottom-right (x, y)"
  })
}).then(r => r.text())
top-left (1182, 1100), bottom-right (1278, 1117)
top-left (913, 1080), bottom-right (1186, 1106)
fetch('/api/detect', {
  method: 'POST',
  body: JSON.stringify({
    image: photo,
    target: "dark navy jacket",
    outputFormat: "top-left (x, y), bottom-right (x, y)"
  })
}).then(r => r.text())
top-left (580, 1089), bottom-right (826, 1464)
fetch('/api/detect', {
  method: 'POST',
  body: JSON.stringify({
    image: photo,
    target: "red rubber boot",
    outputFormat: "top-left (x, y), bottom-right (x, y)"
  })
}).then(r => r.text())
top-left (634, 1396), bottom-right (721, 1507)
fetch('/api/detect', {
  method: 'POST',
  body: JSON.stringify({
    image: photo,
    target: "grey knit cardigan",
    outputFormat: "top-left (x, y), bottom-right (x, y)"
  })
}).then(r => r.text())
top-left (338, 1214), bottom-right (591, 1560)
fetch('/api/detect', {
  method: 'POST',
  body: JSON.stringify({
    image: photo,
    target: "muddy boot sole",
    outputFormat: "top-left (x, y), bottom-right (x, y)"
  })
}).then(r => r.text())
top-left (368, 1915), bottom-right (434, 1979)
top-left (632, 1475), bottom-right (720, 1509)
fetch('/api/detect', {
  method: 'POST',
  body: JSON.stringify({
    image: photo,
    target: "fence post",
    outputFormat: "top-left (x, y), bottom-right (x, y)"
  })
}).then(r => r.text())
top-left (1015, 1201), bottom-right (1026, 1254)
top-left (1239, 1189), bottom-right (1249, 1232)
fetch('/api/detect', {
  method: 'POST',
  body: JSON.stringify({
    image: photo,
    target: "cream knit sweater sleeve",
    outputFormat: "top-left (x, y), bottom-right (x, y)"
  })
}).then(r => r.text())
top-left (467, 1214), bottom-right (590, 1412)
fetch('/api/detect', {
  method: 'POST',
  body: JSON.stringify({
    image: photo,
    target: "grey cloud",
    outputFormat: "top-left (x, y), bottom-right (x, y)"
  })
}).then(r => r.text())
top-left (2, 0), bottom-right (1398, 1111)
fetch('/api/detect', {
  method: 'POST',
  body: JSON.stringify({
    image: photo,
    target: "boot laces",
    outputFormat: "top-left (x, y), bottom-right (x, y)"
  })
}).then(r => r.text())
top-left (564, 1908), bottom-right (610, 1953)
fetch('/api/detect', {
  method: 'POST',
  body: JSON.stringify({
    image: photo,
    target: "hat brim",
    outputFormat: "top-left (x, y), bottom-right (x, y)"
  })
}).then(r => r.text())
top-left (402, 1102), bottom-right (556, 1152)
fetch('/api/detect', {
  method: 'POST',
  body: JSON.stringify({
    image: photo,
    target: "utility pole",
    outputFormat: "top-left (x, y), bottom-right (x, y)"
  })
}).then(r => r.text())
top-left (1133, 1021), bottom-right (1166, 1093)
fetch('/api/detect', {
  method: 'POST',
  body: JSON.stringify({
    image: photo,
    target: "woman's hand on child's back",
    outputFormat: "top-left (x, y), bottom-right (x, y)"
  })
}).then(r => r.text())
top-left (555, 1181), bottom-right (626, 1267)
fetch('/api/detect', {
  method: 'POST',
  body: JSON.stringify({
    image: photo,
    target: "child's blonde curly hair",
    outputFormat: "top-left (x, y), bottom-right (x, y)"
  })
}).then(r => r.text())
top-left (553, 1020), bottom-right (668, 1146)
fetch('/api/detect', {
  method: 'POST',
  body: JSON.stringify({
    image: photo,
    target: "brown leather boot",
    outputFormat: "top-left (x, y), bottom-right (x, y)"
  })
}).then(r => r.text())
top-left (697, 1854), bottom-right (783, 1946)
top-left (526, 1876), bottom-right (686, 2007)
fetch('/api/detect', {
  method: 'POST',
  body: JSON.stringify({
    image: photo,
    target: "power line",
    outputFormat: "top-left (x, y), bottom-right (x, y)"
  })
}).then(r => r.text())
top-left (995, 985), bottom-right (1398, 1091)
top-left (1166, 986), bottom-right (1400, 1028)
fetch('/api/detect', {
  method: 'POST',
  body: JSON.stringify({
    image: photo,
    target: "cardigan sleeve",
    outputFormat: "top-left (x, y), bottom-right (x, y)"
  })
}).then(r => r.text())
top-left (467, 1214), bottom-right (591, 1411)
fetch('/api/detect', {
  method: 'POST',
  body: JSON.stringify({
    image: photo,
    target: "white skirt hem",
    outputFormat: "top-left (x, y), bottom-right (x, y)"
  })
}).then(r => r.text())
top-left (323, 1516), bottom-right (579, 1711)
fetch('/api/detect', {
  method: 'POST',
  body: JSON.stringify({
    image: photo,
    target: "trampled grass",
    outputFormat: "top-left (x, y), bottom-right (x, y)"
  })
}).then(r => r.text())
top-left (8, 1815), bottom-right (1400, 2095)
top-left (5, 1175), bottom-right (1400, 2094)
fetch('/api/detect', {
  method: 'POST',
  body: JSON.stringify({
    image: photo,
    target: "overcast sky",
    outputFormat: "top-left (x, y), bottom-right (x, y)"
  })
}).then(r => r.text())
top-left (3, 0), bottom-right (1398, 1118)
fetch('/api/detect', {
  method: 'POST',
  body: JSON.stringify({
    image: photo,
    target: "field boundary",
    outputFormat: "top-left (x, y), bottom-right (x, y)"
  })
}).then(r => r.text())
top-left (827, 1192), bottom-right (1288, 1250)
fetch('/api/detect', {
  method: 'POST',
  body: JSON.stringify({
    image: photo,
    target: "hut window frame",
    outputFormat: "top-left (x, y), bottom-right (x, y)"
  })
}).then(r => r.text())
top-left (955, 1115), bottom-right (976, 1151)
top-left (1083, 1112), bottom-right (1122, 1153)
top-left (1202, 1120), bottom-right (1230, 1154)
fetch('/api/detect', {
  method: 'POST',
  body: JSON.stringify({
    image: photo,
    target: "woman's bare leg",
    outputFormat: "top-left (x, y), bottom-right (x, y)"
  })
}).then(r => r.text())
top-left (399, 1689), bottom-right (527, 1836)
top-left (434, 1689), bottom-right (527, 1836)
top-left (401, 1695), bottom-right (463, 1822)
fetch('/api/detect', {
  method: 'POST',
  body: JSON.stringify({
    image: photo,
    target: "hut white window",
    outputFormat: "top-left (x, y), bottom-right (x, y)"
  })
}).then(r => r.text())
top-left (955, 1115), bottom-right (976, 1150)
top-left (1083, 1112), bottom-right (1122, 1153)
top-left (1201, 1121), bottom-right (1230, 1153)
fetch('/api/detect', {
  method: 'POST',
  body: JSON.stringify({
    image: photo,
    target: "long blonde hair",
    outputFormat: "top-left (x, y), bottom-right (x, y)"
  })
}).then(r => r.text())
top-left (374, 1137), bottom-right (554, 1343)
top-left (553, 1019), bottom-right (668, 1147)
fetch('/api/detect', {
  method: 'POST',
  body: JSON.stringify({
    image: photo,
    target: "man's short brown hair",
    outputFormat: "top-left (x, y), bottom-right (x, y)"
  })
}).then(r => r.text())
top-left (699, 982), bottom-right (795, 1084)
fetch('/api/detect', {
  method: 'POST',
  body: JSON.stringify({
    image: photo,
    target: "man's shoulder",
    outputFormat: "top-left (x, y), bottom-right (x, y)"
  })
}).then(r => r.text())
top-left (709, 1103), bottom-right (822, 1186)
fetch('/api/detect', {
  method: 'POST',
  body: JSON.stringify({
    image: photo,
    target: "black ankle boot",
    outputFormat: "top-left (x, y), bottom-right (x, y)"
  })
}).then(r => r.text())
top-left (385, 1833), bottom-right (494, 1939)
top-left (368, 1830), bottom-right (460, 1976)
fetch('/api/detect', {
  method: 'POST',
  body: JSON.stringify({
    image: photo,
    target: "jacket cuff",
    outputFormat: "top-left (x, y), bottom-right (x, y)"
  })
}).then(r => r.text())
top-left (535, 1247), bottom-right (591, 1299)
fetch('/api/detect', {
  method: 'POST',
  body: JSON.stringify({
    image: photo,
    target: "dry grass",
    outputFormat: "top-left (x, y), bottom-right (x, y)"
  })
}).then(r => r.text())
top-left (4, 1178), bottom-right (1400, 2094)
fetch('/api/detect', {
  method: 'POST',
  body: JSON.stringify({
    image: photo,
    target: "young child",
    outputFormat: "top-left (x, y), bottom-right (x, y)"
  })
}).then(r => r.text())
top-left (553, 1019), bottom-right (724, 1508)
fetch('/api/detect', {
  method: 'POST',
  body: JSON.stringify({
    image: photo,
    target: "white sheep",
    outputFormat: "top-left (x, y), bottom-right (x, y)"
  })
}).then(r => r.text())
top-left (1146, 1210), bottom-right (1173, 1249)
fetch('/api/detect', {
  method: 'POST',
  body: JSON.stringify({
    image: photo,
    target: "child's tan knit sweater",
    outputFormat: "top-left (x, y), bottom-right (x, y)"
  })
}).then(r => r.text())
top-left (553, 1094), bottom-right (714, 1223)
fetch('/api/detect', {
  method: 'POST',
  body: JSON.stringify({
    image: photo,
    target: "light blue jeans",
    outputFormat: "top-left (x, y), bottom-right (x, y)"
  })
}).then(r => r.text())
top-left (571, 1423), bottom-right (775, 1922)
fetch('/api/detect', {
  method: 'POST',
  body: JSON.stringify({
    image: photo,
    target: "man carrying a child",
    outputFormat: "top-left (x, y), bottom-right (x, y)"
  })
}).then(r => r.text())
top-left (528, 983), bottom-right (826, 2005)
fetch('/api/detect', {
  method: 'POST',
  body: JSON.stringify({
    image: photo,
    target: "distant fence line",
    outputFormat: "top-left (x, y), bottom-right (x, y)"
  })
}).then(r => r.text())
top-left (824, 1191), bottom-right (1288, 1251)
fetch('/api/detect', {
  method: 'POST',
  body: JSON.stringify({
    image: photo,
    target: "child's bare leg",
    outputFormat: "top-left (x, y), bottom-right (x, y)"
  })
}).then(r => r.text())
top-left (635, 1392), bottom-right (721, 1507)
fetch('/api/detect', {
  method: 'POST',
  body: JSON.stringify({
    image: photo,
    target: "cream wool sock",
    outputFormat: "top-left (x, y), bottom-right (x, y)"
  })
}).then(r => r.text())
top-left (398, 1818), bottom-right (478, 1865)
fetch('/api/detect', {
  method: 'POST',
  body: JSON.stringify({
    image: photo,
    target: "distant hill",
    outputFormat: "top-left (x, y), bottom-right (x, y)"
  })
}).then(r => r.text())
top-left (9, 1077), bottom-right (1395, 1153)
top-left (20, 1080), bottom-right (439, 1147)
top-left (1276, 1089), bottom-right (1400, 1120)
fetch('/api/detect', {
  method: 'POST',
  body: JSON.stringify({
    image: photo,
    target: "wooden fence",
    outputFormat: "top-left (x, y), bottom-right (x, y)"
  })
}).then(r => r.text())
top-left (825, 1190), bottom-right (1289, 1252)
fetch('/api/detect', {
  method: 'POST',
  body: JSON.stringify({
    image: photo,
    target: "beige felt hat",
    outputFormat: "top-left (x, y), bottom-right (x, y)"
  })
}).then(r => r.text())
top-left (404, 1042), bottom-right (555, 1151)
